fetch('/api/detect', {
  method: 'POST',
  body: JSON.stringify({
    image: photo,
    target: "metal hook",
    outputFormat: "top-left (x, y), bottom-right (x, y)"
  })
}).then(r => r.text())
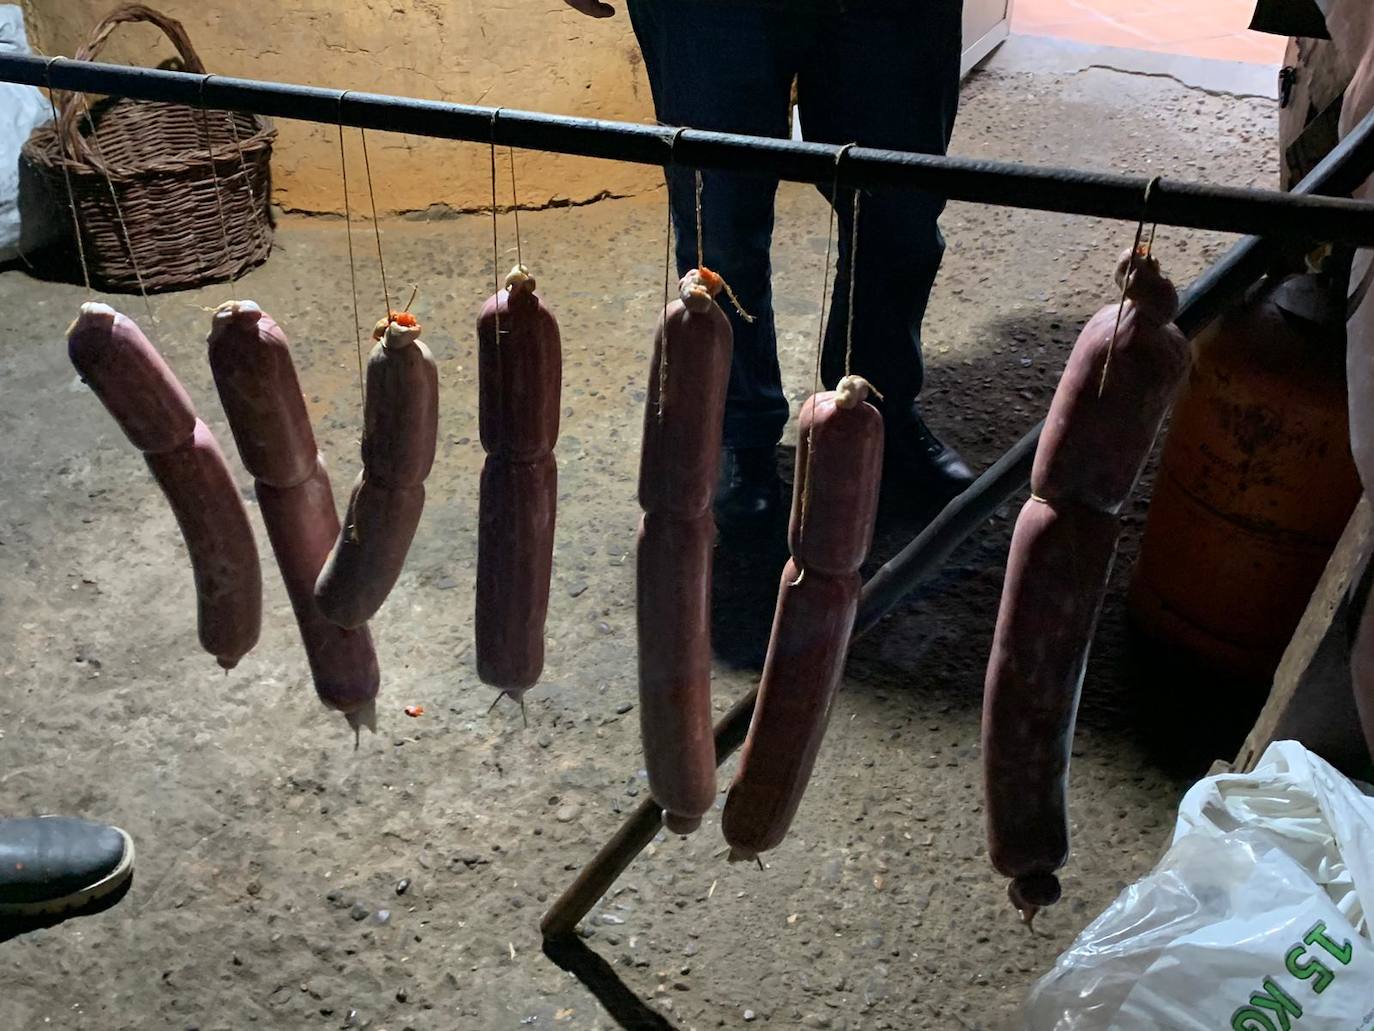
top-left (1138, 174), bottom-right (1162, 257)
top-left (666, 125), bottom-right (688, 165)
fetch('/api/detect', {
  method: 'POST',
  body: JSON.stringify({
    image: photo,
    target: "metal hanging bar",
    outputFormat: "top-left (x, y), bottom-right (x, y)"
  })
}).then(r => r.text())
top-left (8, 51), bottom-right (1374, 245)
top-left (538, 105), bottom-right (1374, 941)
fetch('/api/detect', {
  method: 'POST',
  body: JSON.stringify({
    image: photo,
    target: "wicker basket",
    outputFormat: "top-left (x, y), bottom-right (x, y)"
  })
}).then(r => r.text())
top-left (22, 5), bottom-right (276, 292)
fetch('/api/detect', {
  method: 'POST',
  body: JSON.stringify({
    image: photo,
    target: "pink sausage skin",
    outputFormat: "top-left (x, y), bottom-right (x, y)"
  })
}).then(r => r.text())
top-left (1336, 11), bottom-right (1374, 764)
top-left (638, 297), bottom-right (734, 519)
top-left (635, 278), bottom-right (734, 834)
top-left (144, 420), bottom-right (263, 669)
top-left (68, 303), bottom-right (196, 454)
top-left (207, 302), bottom-right (380, 730)
top-left (315, 474), bottom-right (427, 630)
top-left (315, 321), bottom-right (438, 628)
top-left (788, 391), bottom-right (884, 576)
top-left (1032, 253), bottom-right (1189, 513)
top-left (723, 381), bottom-right (883, 860)
top-left (722, 560), bottom-right (859, 857)
top-left (257, 458), bottom-right (381, 725)
top-left (475, 455), bottom-right (558, 693)
top-left (982, 497), bottom-right (1120, 916)
top-left (477, 286), bottom-right (561, 462)
top-left (983, 252), bottom-right (1189, 923)
top-left (69, 302), bottom-right (262, 670)
top-left (636, 512), bottom-right (717, 835)
top-left (474, 282), bottom-right (562, 695)
top-left (208, 303), bottom-right (318, 490)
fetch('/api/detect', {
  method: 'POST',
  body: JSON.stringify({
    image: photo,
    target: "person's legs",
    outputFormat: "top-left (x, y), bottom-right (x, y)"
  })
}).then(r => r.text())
top-left (629, 2), bottom-right (809, 452)
top-left (798, 1), bottom-right (974, 507)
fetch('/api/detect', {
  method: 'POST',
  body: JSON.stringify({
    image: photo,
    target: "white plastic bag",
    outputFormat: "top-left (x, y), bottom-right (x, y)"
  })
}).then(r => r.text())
top-left (1024, 741), bottom-right (1374, 1031)
top-left (0, 5), bottom-right (51, 261)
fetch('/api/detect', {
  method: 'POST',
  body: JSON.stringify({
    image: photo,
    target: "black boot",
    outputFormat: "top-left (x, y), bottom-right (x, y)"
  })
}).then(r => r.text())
top-left (0, 816), bottom-right (134, 918)
top-left (881, 404), bottom-right (976, 515)
top-left (714, 446), bottom-right (783, 537)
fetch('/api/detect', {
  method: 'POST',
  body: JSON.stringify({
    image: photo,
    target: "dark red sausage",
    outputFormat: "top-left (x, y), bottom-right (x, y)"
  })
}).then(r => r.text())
top-left (257, 458), bottom-right (381, 729)
top-left (477, 273), bottom-right (561, 462)
top-left (207, 302), bottom-right (380, 731)
top-left (474, 271), bottom-right (562, 696)
top-left (982, 497), bottom-right (1120, 922)
top-left (1032, 250), bottom-right (1190, 513)
top-left (69, 302), bottom-right (261, 670)
top-left (143, 420), bottom-right (263, 669)
top-left (207, 300), bottom-right (318, 490)
top-left (722, 559), bottom-right (859, 858)
top-left (723, 376), bottom-right (882, 859)
top-left (789, 384), bottom-right (885, 576)
top-left (67, 301), bottom-right (195, 454)
top-left (636, 271), bottom-right (734, 833)
top-left (475, 454), bottom-right (558, 694)
top-left (638, 273), bottom-right (734, 518)
top-left (315, 318), bottom-right (438, 628)
top-left (636, 512), bottom-right (717, 834)
top-left (984, 252), bottom-right (1187, 924)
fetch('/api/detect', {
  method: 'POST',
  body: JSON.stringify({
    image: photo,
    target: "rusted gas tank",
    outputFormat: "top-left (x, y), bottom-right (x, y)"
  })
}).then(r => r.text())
top-left (1127, 270), bottom-right (1361, 683)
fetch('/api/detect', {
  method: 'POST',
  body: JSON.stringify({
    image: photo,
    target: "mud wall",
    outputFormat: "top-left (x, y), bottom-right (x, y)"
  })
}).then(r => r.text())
top-left (24, 1), bottom-right (660, 213)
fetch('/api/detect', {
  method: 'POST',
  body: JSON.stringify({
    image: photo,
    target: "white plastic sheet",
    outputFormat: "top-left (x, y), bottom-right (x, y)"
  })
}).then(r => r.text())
top-left (0, 5), bottom-right (50, 261)
top-left (1025, 741), bottom-right (1374, 1030)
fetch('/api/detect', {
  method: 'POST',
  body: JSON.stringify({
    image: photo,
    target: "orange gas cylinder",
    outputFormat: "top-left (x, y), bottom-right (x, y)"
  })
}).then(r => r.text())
top-left (1127, 270), bottom-right (1362, 683)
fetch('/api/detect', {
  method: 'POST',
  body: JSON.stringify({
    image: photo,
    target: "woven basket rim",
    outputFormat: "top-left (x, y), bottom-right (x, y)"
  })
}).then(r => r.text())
top-left (23, 114), bottom-right (277, 181)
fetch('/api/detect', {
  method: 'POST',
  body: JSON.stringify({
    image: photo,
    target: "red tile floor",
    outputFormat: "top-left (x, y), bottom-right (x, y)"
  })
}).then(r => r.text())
top-left (1012, 0), bottom-right (1287, 65)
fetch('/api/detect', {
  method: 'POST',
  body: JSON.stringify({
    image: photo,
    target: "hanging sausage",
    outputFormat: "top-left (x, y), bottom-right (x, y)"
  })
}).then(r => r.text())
top-left (68, 302), bottom-right (261, 670)
top-left (982, 248), bottom-right (1189, 925)
top-left (638, 268), bottom-right (733, 834)
top-left (1333, 2), bottom-right (1374, 763)
top-left (314, 311), bottom-right (439, 628)
top-left (474, 265), bottom-right (562, 699)
top-left (208, 300), bottom-right (381, 735)
top-left (722, 376), bottom-right (883, 860)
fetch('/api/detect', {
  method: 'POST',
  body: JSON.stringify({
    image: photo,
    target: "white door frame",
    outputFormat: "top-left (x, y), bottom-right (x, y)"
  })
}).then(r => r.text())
top-left (962, 0), bottom-right (1014, 78)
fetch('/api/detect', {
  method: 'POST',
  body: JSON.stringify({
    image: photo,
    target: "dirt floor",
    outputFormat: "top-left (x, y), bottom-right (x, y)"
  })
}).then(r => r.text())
top-left (0, 58), bottom-right (1276, 1031)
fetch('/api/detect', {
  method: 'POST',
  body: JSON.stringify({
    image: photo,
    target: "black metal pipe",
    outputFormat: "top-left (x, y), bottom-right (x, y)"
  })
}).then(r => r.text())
top-left (9, 51), bottom-right (1374, 245)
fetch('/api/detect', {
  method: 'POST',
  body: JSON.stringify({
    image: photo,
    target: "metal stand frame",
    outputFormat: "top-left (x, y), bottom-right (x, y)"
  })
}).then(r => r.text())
top-left (3, 51), bottom-right (1373, 940)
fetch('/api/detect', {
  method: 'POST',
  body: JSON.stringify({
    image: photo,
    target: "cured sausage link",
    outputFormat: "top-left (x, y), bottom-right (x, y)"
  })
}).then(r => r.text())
top-left (723, 377), bottom-right (883, 860)
top-left (982, 251), bottom-right (1189, 924)
top-left (476, 454), bottom-right (557, 693)
top-left (315, 316), bottom-right (439, 629)
top-left (475, 269), bottom-right (562, 697)
top-left (637, 511), bottom-right (717, 834)
top-left (208, 300), bottom-right (380, 731)
top-left (69, 302), bottom-right (262, 670)
top-left (1334, 9), bottom-right (1374, 763)
top-left (257, 459), bottom-right (381, 727)
top-left (636, 270), bottom-right (733, 833)
top-left (982, 496), bottom-right (1120, 919)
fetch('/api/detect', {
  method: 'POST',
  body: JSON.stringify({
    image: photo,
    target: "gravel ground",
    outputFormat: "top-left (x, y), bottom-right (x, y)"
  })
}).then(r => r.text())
top-left (0, 59), bottom-right (1276, 1030)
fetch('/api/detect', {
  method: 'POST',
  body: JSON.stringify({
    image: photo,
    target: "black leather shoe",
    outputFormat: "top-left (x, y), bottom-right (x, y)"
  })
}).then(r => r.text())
top-left (0, 816), bottom-right (134, 918)
top-left (714, 446), bottom-right (783, 537)
top-left (881, 405), bottom-right (977, 515)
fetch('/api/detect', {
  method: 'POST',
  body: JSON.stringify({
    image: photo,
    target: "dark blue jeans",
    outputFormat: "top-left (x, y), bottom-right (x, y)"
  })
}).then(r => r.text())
top-left (628, 0), bottom-right (964, 450)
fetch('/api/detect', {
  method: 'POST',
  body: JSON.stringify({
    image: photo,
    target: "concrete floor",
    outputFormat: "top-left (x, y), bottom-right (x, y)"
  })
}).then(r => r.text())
top-left (0, 49), bottom-right (1276, 1031)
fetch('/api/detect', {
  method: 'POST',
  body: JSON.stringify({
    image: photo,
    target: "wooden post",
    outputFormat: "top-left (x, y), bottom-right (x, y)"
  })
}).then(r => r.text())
top-left (1234, 497), bottom-right (1374, 775)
